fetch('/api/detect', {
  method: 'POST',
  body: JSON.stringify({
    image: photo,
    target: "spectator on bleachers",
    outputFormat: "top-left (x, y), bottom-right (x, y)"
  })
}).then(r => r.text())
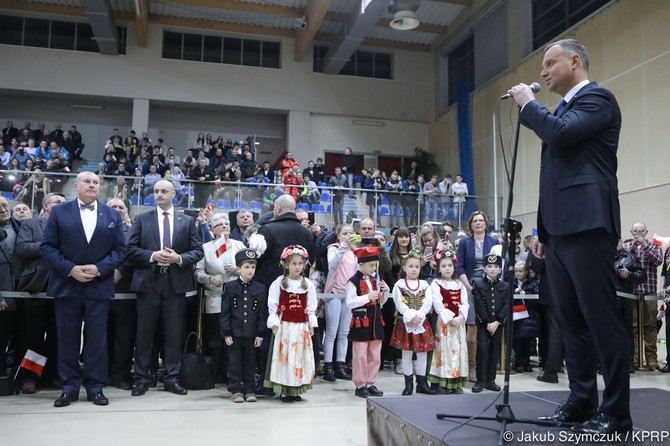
top-left (150, 146), bottom-right (165, 164)
top-left (7, 138), bottom-right (19, 155)
top-left (12, 202), bottom-right (33, 221)
top-left (299, 174), bottom-right (320, 205)
top-left (18, 128), bottom-right (32, 145)
top-left (143, 164), bottom-right (162, 198)
top-left (61, 132), bottom-right (76, 160)
top-left (259, 161), bottom-right (273, 182)
top-left (329, 167), bottom-right (347, 226)
top-left (439, 175), bottom-right (453, 219)
top-left (341, 147), bottom-right (356, 198)
top-left (241, 151), bottom-right (258, 180)
top-left (11, 144), bottom-right (32, 170)
top-left (2, 120), bottom-right (19, 146)
top-left (49, 124), bottom-right (64, 146)
top-left (451, 174), bottom-right (468, 225)
top-left (112, 161), bottom-right (131, 177)
top-left (315, 157), bottom-right (325, 183)
top-left (191, 157), bottom-right (215, 208)
top-left (111, 176), bottom-right (131, 201)
top-left (385, 170), bottom-right (403, 228)
top-left (246, 169), bottom-right (269, 202)
top-left (0, 145), bottom-right (10, 168)
top-left (364, 169), bottom-right (383, 225)
top-left (68, 125), bottom-right (85, 160)
top-left (283, 169), bottom-right (300, 201)
top-left (25, 138), bottom-right (38, 158)
top-left (302, 161), bottom-right (321, 185)
top-left (424, 175), bottom-right (440, 221)
top-left (280, 152), bottom-right (298, 181)
top-left (402, 176), bottom-right (419, 227)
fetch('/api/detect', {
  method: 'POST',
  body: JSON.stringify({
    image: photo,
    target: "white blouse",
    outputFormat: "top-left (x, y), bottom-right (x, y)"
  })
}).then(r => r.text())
top-left (267, 276), bottom-right (318, 329)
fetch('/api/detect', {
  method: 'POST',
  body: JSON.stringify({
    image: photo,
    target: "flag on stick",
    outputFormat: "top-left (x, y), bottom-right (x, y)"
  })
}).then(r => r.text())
top-left (214, 237), bottom-right (228, 258)
top-left (19, 350), bottom-right (47, 375)
top-left (652, 234), bottom-right (670, 247)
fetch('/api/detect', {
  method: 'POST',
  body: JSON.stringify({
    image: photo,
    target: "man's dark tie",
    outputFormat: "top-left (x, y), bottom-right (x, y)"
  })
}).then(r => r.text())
top-left (80, 203), bottom-right (94, 211)
top-left (162, 211), bottom-right (171, 249)
top-left (556, 99), bottom-right (567, 117)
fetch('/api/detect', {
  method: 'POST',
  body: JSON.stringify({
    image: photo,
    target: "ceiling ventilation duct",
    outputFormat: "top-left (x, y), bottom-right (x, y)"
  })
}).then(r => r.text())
top-left (389, 0), bottom-right (421, 31)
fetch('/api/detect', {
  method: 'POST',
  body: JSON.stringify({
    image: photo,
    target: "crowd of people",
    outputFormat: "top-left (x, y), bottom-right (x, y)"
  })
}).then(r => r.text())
top-left (0, 170), bottom-right (667, 416)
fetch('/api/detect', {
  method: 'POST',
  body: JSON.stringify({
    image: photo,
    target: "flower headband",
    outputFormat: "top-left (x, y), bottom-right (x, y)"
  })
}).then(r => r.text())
top-left (280, 244), bottom-right (310, 263)
top-left (405, 250), bottom-right (422, 260)
top-left (434, 248), bottom-right (457, 265)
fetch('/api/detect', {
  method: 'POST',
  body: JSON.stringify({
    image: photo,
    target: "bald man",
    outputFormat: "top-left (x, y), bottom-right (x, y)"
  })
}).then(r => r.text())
top-left (127, 180), bottom-right (203, 396)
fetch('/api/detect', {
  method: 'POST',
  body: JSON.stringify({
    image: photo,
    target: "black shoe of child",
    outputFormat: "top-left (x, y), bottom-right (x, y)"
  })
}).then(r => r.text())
top-left (367, 386), bottom-right (383, 397)
top-left (415, 376), bottom-right (437, 395)
top-left (402, 375), bottom-right (413, 396)
top-left (355, 387), bottom-right (369, 398)
top-left (472, 382), bottom-right (485, 393)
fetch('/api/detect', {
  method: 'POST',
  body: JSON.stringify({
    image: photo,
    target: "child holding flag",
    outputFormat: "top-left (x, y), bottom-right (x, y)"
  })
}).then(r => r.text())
top-left (345, 246), bottom-right (390, 398)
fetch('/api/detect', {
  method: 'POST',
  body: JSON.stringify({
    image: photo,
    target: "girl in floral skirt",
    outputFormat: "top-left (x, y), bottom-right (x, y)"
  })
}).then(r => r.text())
top-left (427, 249), bottom-right (469, 394)
top-left (264, 245), bottom-right (317, 402)
top-left (390, 250), bottom-right (437, 396)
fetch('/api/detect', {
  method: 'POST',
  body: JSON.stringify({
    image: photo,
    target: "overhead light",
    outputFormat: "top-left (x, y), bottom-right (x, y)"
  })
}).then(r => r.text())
top-left (69, 104), bottom-right (105, 110)
top-left (388, 0), bottom-right (421, 31)
top-left (390, 11), bottom-right (420, 30)
top-left (352, 119), bottom-right (385, 127)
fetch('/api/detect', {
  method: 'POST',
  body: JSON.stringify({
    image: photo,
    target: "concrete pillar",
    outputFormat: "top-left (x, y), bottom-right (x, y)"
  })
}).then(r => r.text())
top-left (287, 110), bottom-right (311, 158)
top-left (131, 98), bottom-right (150, 135)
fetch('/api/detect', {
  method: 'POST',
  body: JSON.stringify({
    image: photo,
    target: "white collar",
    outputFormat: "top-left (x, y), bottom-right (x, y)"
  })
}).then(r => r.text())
top-left (157, 206), bottom-right (174, 216)
top-left (562, 79), bottom-right (590, 104)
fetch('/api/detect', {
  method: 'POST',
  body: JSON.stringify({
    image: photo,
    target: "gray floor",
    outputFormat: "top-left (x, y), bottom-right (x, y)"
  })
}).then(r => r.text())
top-left (1, 364), bottom-right (669, 446)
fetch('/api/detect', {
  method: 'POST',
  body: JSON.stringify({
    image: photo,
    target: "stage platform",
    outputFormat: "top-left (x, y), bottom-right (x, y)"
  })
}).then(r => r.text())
top-left (367, 388), bottom-right (670, 445)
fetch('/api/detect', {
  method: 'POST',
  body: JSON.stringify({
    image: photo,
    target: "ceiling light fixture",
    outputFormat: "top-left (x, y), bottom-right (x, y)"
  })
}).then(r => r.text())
top-left (389, 0), bottom-right (421, 31)
top-left (69, 104), bottom-right (105, 110)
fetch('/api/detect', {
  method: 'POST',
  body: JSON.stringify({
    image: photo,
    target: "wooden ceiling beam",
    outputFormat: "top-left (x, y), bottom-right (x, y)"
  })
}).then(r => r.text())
top-left (295, 0), bottom-right (332, 62)
top-left (1, 0), bottom-right (134, 22)
top-left (136, 0), bottom-right (149, 47)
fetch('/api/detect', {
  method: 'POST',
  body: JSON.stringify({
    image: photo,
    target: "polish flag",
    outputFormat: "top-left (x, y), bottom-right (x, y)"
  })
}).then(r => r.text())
top-left (20, 350), bottom-right (47, 375)
top-left (214, 237), bottom-right (228, 258)
top-left (652, 234), bottom-right (670, 247)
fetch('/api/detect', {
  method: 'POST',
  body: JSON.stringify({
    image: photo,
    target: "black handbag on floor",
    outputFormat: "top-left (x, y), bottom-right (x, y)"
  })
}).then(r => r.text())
top-left (179, 332), bottom-right (215, 390)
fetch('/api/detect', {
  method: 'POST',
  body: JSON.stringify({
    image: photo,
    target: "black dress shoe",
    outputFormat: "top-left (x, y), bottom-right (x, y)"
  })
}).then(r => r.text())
top-left (536, 374), bottom-right (559, 384)
top-left (131, 384), bottom-right (149, 396)
top-left (538, 401), bottom-right (595, 423)
top-left (485, 381), bottom-right (501, 392)
top-left (111, 378), bottom-right (133, 391)
top-left (54, 392), bottom-right (79, 407)
top-left (355, 387), bottom-right (369, 398)
top-left (367, 385), bottom-right (383, 397)
top-left (571, 412), bottom-right (633, 435)
top-left (660, 363), bottom-right (670, 373)
top-left (164, 382), bottom-right (188, 395)
top-left (87, 391), bottom-right (109, 406)
top-left (471, 382), bottom-right (485, 393)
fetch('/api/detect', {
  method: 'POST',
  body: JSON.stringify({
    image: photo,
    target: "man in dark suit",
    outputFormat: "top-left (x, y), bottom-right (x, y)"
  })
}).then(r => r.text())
top-left (189, 158), bottom-right (215, 208)
top-left (40, 172), bottom-right (127, 407)
top-left (127, 180), bottom-right (203, 396)
top-left (15, 192), bottom-right (66, 393)
top-left (508, 39), bottom-right (631, 434)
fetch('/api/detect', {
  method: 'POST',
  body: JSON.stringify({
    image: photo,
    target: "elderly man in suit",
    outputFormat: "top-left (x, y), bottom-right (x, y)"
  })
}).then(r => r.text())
top-left (15, 192), bottom-right (66, 394)
top-left (40, 172), bottom-right (127, 407)
top-left (508, 39), bottom-right (630, 435)
top-left (128, 180), bottom-right (203, 396)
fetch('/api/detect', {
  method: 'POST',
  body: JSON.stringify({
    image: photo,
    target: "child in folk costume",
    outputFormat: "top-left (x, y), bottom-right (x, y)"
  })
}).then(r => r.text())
top-left (471, 253), bottom-right (509, 393)
top-left (264, 245), bottom-right (317, 402)
top-left (346, 246), bottom-right (390, 398)
top-left (390, 250), bottom-right (437, 396)
top-left (220, 249), bottom-right (268, 403)
top-left (427, 249), bottom-right (469, 394)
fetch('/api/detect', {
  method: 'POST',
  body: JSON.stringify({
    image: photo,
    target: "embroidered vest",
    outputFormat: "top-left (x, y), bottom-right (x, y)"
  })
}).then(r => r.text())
top-left (277, 288), bottom-right (308, 323)
top-left (438, 283), bottom-right (461, 315)
top-left (348, 271), bottom-right (384, 341)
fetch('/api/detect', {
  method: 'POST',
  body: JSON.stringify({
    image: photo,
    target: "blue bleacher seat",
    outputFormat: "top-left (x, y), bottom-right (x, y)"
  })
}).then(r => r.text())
top-left (129, 195), bottom-right (142, 206)
top-left (143, 195), bottom-right (156, 206)
top-left (217, 199), bottom-right (231, 209)
top-left (2, 192), bottom-right (13, 200)
top-left (320, 192), bottom-right (331, 202)
top-left (447, 209), bottom-right (456, 219)
top-left (318, 182), bottom-right (328, 187)
top-left (354, 175), bottom-right (361, 184)
top-left (297, 202), bottom-right (310, 212)
top-left (380, 207), bottom-right (390, 216)
top-left (326, 205), bottom-right (331, 213)
top-left (206, 198), bottom-right (214, 206)
top-left (381, 196), bottom-right (389, 206)
top-left (312, 204), bottom-right (326, 213)
top-left (233, 200), bottom-right (248, 210)
top-left (172, 197), bottom-right (179, 205)
top-left (249, 201), bottom-right (262, 211)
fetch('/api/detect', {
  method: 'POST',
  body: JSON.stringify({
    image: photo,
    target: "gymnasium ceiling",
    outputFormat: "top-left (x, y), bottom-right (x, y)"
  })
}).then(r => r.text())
top-left (3, 0), bottom-right (470, 60)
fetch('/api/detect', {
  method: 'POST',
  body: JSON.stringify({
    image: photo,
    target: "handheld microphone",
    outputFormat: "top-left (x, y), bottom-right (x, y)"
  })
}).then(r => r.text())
top-left (500, 82), bottom-right (541, 100)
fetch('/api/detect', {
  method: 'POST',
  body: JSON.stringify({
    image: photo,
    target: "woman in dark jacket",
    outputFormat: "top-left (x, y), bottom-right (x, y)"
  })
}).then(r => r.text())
top-left (341, 147), bottom-right (357, 198)
top-left (456, 210), bottom-right (499, 382)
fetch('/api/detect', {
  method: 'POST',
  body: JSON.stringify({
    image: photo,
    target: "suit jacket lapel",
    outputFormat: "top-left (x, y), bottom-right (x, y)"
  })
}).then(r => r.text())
top-left (68, 199), bottom-right (87, 241)
top-left (148, 209), bottom-right (161, 248)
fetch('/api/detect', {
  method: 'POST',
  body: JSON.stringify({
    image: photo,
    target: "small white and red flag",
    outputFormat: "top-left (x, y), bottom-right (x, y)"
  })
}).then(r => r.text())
top-left (214, 237), bottom-right (228, 258)
top-left (652, 234), bottom-right (670, 247)
top-left (19, 350), bottom-right (47, 375)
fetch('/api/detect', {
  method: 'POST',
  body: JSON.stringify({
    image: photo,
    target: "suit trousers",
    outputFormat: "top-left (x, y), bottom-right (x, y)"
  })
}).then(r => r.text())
top-left (631, 297), bottom-right (659, 366)
top-left (475, 324), bottom-right (501, 383)
top-left (537, 303), bottom-right (563, 375)
top-left (0, 311), bottom-right (12, 377)
top-left (134, 272), bottom-right (185, 385)
top-left (108, 299), bottom-right (136, 380)
top-left (54, 295), bottom-right (109, 394)
top-left (545, 230), bottom-right (630, 417)
top-left (227, 336), bottom-right (256, 394)
top-left (21, 299), bottom-right (59, 382)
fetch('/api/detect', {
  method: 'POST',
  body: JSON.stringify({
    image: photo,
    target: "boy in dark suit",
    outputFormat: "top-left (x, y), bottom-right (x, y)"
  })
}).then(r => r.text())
top-left (220, 249), bottom-right (267, 403)
top-left (472, 253), bottom-right (508, 393)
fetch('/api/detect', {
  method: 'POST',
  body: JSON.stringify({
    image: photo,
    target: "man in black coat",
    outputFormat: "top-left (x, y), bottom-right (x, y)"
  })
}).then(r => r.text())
top-left (509, 39), bottom-right (630, 434)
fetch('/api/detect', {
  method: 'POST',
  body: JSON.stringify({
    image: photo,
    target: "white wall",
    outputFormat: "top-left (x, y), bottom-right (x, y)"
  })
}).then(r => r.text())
top-left (0, 18), bottom-right (431, 162)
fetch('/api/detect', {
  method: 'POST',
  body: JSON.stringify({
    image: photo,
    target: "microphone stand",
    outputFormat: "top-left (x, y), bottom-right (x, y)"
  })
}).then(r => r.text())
top-left (435, 105), bottom-right (576, 445)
